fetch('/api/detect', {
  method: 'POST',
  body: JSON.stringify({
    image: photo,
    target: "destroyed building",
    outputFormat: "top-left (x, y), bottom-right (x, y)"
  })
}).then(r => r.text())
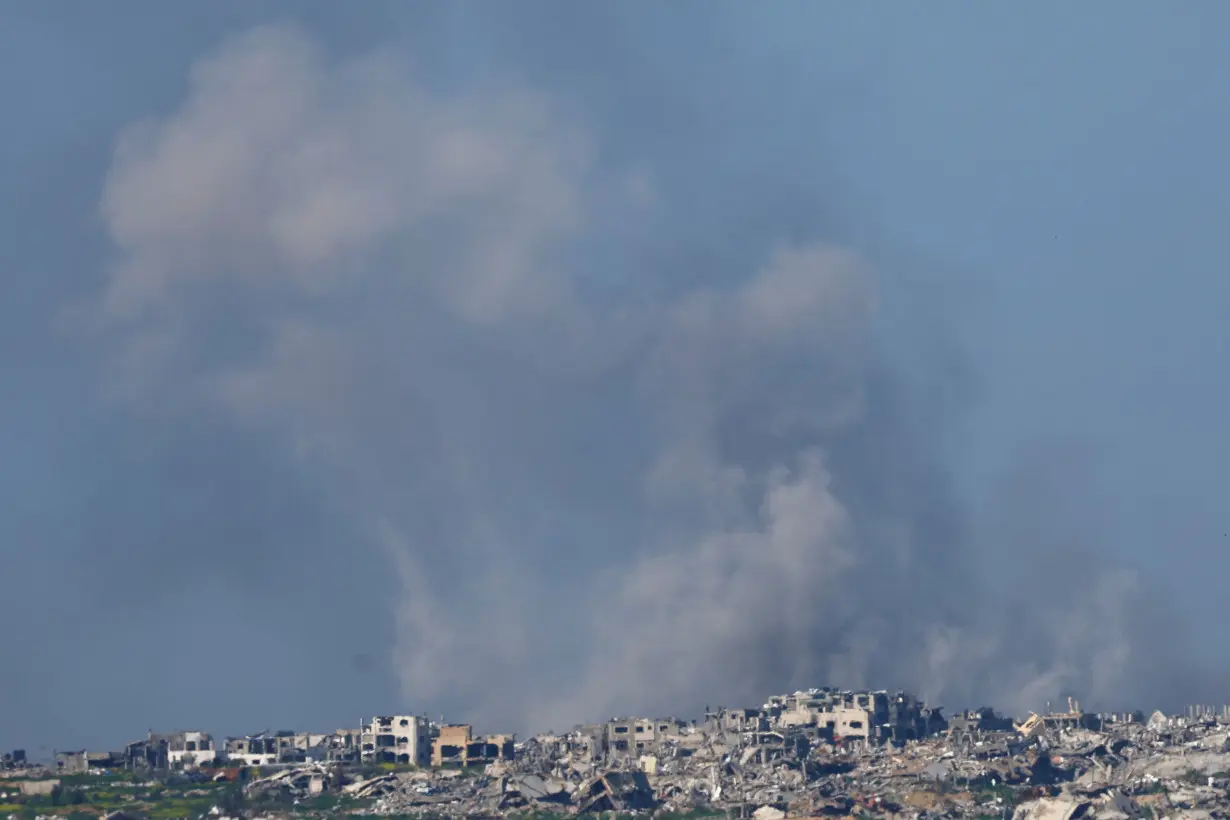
top-left (1, 749), bottom-right (26, 769)
top-left (362, 716), bottom-right (432, 766)
top-left (546, 717), bottom-right (696, 765)
top-left (764, 688), bottom-right (945, 745)
top-left (318, 728), bottom-right (362, 762)
top-left (561, 724), bottom-right (606, 761)
top-left (707, 707), bottom-right (771, 737)
top-left (1016, 698), bottom-right (1103, 738)
top-left (39, 682), bottom-right (1230, 820)
top-left (268, 730), bottom-right (363, 763)
top-left (1097, 710), bottom-right (1146, 726)
top-left (113, 729), bottom-right (233, 770)
top-left (55, 750), bottom-right (120, 773)
top-left (948, 707), bottom-right (1017, 742)
top-left (431, 724), bottom-right (514, 767)
top-left (166, 731), bottom-right (216, 768)
top-left (225, 732), bottom-right (300, 766)
top-left (602, 718), bottom-right (689, 759)
top-left (118, 732), bottom-right (171, 770)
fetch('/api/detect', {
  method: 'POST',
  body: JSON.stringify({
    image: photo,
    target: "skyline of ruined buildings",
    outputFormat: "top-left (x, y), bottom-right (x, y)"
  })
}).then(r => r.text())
top-left (14, 686), bottom-right (1224, 776)
top-left (37, 716), bottom-right (521, 774)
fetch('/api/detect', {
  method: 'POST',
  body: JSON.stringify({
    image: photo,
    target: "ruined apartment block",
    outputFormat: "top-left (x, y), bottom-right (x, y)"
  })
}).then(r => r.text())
top-left (550, 718), bottom-right (693, 765)
top-left (1, 749), bottom-right (27, 769)
top-left (225, 733), bottom-right (299, 766)
top-left (603, 718), bottom-right (688, 759)
top-left (166, 731), bottom-right (216, 768)
top-left (431, 724), bottom-right (515, 767)
top-left (319, 728), bottom-right (362, 763)
top-left (225, 734), bottom-right (277, 767)
top-left (361, 716), bottom-right (431, 767)
top-left (945, 707), bottom-right (1016, 744)
top-left (763, 688), bottom-right (946, 746)
top-left (29, 683), bottom-right (948, 784)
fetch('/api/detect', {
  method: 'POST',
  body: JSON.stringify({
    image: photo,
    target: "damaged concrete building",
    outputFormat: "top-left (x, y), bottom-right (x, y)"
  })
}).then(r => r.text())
top-left (55, 750), bottom-right (120, 773)
top-left (947, 707), bottom-right (1017, 743)
top-left (117, 733), bottom-right (170, 770)
top-left (547, 718), bottom-right (695, 765)
top-left (42, 682), bottom-right (1230, 820)
top-left (166, 731), bottom-right (216, 769)
top-left (602, 718), bottom-right (689, 760)
top-left (1016, 699), bottom-right (1103, 738)
top-left (764, 688), bottom-right (946, 745)
top-left (225, 732), bottom-right (298, 766)
top-left (318, 728), bottom-right (362, 762)
top-left (362, 716), bottom-right (431, 767)
top-left (431, 724), bottom-right (514, 767)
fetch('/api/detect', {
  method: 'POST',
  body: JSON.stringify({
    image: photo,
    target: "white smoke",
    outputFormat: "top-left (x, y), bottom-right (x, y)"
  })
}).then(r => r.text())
top-left (88, 23), bottom-right (1192, 730)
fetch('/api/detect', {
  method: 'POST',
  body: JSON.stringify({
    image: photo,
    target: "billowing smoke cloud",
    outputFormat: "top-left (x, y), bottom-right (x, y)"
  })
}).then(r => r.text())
top-left (88, 24), bottom-right (1203, 732)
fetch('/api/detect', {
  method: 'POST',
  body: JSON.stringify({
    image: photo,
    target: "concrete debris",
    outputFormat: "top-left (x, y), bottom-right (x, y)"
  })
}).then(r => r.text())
top-left (576, 771), bottom-right (657, 813)
top-left (337, 698), bottom-right (1230, 818)
top-left (342, 773), bottom-right (405, 799)
top-left (1013, 797), bottom-right (1092, 820)
top-left (752, 805), bottom-right (786, 820)
top-left (245, 764), bottom-right (330, 797)
top-left (26, 692), bottom-right (1230, 820)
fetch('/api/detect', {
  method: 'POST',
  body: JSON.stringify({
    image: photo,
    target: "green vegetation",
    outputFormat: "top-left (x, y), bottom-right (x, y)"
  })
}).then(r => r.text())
top-left (0, 774), bottom-right (735, 820)
top-left (292, 793), bottom-right (369, 813)
top-left (973, 782), bottom-right (1023, 807)
top-left (5, 773), bottom-right (235, 819)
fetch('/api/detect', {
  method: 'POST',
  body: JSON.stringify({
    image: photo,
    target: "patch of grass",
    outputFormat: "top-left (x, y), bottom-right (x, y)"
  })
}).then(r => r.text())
top-left (144, 796), bottom-right (217, 819)
top-left (58, 772), bottom-right (138, 788)
top-left (293, 793), bottom-right (370, 813)
top-left (974, 783), bottom-right (1021, 807)
top-left (8, 776), bottom-right (233, 820)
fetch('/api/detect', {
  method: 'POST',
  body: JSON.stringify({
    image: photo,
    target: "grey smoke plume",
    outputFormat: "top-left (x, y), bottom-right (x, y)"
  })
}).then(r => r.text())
top-left (88, 24), bottom-right (1203, 732)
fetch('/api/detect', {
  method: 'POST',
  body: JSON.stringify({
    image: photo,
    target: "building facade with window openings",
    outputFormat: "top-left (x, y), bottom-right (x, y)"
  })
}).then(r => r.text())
top-left (166, 731), bottom-right (216, 768)
top-left (764, 688), bottom-right (946, 744)
top-left (361, 715), bottom-right (431, 766)
top-left (603, 718), bottom-right (688, 759)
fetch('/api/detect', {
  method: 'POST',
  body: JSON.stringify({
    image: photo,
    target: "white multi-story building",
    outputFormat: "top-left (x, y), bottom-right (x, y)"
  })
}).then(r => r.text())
top-left (224, 734), bottom-right (283, 766)
top-left (167, 731), bottom-right (217, 768)
top-left (361, 715), bottom-right (431, 767)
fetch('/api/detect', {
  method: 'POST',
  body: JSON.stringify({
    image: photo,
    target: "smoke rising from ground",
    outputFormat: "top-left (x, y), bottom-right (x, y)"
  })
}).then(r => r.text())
top-left (88, 24), bottom-right (1207, 732)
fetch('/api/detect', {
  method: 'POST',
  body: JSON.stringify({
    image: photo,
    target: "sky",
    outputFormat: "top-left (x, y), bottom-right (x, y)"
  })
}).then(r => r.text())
top-left (4, 2), bottom-right (1230, 754)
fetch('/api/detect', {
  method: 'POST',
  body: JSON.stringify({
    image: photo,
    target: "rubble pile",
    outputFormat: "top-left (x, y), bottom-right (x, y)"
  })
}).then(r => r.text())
top-left (23, 692), bottom-right (1230, 820)
top-left (336, 709), bottom-right (1230, 818)
top-left (245, 765), bottom-right (331, 798)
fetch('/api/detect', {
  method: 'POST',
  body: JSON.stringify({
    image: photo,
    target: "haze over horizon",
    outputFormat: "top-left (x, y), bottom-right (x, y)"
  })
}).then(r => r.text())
top-left (4, 2), bottom-right (1230, 754)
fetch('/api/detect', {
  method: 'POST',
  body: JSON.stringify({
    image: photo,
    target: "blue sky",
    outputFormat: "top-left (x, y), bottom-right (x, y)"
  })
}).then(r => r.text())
top-left (4, 2), bottom-right (1230, 753)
